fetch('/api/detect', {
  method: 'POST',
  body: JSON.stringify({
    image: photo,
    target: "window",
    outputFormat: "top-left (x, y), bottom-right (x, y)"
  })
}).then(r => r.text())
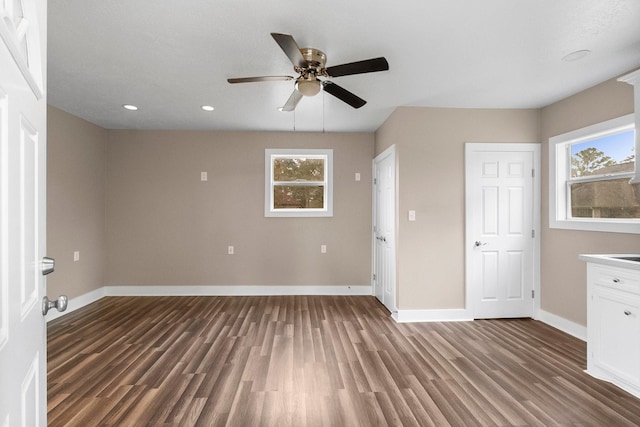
top-left (265, 149), bottom-right (333, 217)
top-left (550, 114), bottom-right (640, 233)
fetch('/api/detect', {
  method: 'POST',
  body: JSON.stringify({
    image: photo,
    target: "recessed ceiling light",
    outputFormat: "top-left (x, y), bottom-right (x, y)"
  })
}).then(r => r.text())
top-left (123, 104), bottom-right (138, 111)
top-left (201, 105), bottom-right (215, 111)
top-left (562, 50), bottom-right (591, 62)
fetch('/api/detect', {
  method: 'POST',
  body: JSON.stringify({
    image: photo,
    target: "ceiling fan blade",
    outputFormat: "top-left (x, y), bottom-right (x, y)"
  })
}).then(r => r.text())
top-left (227, 76), bottom-right (294, 84)
top-left (271, 33), bottom-right (307, 68)
top-left (322, 81), bottom-right (366, 109)
top-left (280, 90), bottom-right (303, 112)
top-left (325, 57), bottom-right (389, 78)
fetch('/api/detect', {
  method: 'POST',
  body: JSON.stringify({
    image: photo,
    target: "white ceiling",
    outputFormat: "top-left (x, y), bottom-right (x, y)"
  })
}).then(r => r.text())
top-left (48, 0), bottom-right (640, 133)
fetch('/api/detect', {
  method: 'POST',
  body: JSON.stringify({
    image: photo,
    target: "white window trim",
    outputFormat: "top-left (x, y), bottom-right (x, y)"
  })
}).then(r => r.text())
top-left (265, 148), bottom-right (333, 217)
top-left (549, 113), bottom-right (640, 234)
top-left (618, 69), bottom-right (640, 184)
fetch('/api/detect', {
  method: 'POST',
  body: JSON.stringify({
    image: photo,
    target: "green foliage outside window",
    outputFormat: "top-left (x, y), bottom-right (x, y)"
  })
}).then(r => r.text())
top-left (272, 157), bottom-right (326, 210)
top-left (569, 129), bottom-right (639, 219)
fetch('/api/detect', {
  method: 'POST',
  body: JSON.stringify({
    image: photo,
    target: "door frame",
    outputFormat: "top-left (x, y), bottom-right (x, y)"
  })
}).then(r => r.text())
top-left (372, 144), bottom-right (397, 313)
top-left (464, 143), bottom-right (541, 319)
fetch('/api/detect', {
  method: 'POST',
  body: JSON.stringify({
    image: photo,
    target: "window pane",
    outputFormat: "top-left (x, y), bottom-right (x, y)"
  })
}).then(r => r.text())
top-left (273, 185), bottom-right (324, 209)
top-left (570, 129), bottom-right (635, 178)
top-left (570, 178), bottom-right (640, 218)
top-left (273, 157), bottom-right (324, 182)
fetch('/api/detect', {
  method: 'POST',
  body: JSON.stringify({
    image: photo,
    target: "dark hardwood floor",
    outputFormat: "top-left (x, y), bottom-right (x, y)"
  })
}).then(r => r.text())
top-left (47, 296), bottom-right (640, 426)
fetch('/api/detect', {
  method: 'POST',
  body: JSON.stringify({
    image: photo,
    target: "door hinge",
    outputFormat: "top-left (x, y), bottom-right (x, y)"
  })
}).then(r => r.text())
top-left (531, 229), bottom-right (535, 238)
top-left (373, 178), bottom-right (377, 185)
top-left (532, 169), bottom-right (535, 178)
top-left (531, 290), bottom-right (535, 299)
top-left (373, 273), bottom-right (376, 281)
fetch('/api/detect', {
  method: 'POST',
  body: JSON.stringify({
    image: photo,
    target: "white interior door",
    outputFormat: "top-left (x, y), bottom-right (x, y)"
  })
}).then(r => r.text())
top-left (373, 146), bottom-right (396, 313)
top-left (465, 143), bottom-right (539, 319)
top-left (0, 0), bottom-right (49, 425)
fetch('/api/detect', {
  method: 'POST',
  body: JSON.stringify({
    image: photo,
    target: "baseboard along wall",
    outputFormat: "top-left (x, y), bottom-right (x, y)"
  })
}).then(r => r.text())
top-left (45, 285), bottom-right (587, 342)
top-left (44, 285), bottom-right (372, 322)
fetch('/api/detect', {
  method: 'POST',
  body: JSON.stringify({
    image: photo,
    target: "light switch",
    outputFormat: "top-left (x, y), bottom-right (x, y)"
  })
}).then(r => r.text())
top-left (408, 210), bottom-right (416, 221)
top-left (355, 172), bottom-right (361, 181)
top-left (228, 246), bottom-right (234, 255)
top-left (321, 245), bottom-right (327, 253)
top-left (73, 251), bottom-right (80, 261)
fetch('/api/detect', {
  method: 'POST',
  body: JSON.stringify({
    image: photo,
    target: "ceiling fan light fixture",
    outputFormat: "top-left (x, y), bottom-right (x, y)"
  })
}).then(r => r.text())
top-left (296, 78), bottom-right (321, 97)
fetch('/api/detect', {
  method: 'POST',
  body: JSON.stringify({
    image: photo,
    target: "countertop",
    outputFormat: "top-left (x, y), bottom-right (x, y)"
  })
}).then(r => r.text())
top-left (579, 254), bottom-right (640, 271)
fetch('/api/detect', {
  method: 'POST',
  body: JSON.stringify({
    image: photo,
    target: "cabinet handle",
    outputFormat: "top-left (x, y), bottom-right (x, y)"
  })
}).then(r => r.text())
top-left (624, 310), bottom-right (632, 316)
top-left (612, 278), bottom-right (621, 283)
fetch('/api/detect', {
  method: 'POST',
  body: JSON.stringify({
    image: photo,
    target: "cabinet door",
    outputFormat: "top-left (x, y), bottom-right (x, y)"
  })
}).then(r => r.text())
top-left (592, 287), bottom-right (640, 386)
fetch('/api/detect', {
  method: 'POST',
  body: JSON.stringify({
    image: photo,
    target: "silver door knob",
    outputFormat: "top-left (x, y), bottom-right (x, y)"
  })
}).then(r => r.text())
top-left (41, 257), bottom-right (55, 275)
top-left (42, 295), bottom-right (68, 316)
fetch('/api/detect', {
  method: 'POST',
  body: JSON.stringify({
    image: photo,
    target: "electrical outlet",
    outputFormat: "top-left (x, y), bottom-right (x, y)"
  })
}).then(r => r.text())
top-left (73, 251), bottom-right (80, 262)
top-left (408, 210), bottom-right (416, 221)
top-left (321, 245), bottom-right (327, 253)
top-left (201, 171), bottom-right (208, 181)
top-left (228, 245), bottom-right (234, 255)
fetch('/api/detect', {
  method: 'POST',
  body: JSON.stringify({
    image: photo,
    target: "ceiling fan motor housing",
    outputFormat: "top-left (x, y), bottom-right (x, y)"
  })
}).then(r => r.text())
top-left (295, 48), bottom-right (326, 96)
top-left (299, 48), bottom-right (327, 73)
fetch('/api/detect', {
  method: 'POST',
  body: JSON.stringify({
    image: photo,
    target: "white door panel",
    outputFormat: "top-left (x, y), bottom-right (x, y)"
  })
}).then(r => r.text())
top-left (0, 0), bottom-right (49, 424)
top-left (466, 144), bottom-right (540, 319)
top-left (373, 146), bottom-right (396, 313)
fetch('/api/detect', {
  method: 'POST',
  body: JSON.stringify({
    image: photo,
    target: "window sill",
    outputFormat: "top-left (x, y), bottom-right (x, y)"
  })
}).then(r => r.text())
top-left (550, 218), bottom-right (640, 234)
top-left (265, 209), bottom-right (333, 218)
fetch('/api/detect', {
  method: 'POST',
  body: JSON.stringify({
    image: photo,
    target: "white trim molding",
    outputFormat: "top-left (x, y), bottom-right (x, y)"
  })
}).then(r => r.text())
top-left (392, 308), bottom-right (473, 323)
top-left (618, 69), bottom-right (640, 184)
top-left (537, 309), bottom-right (586, 341)
top-left (46, 284), bottom-right (373, 322)
top-left (104, 284), bottom-right (372, 297)
top-left (549, 113), bottom-right (639, 233)
top-left (44, 287), bottom-right (106, 322)
top-left (46, 284), bottom-right (587, 346)
top-left (264, 148), bottom-right (333, 217)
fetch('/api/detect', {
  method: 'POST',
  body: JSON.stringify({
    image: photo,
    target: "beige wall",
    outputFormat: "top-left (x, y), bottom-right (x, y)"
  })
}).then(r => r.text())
top-left (375, 107), bottom-right (540, 310)
top-left (47, 68), bottom-right (640, 327)
top-left (540, 74), bottom-right (639, 326)
top-left (105, 130), bottom-right (374, 286)
top-left (47, 106), bottom-right (107, 298)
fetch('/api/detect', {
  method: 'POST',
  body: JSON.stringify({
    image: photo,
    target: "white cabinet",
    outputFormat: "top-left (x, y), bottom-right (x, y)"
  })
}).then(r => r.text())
top-left (583, 258), bottom-right (640, 399)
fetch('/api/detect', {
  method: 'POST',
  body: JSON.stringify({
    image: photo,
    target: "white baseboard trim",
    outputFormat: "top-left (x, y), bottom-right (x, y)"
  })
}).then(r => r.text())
top-left (536, 309), bottom-right (586, 341)
top-left (392, 308), bottom-right (473, 323)
top-left (45, 287), bottom-right (106, 323)
top-left (104, 284), bottom-right (373, 297)
top-left (46, 284), bottom-right (373, 322)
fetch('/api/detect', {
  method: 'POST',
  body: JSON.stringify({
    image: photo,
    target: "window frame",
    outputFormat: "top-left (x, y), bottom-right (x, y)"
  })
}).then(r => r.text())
top-left (549, 113), bottom-right (639, 234)
top-left (264, 148), bottom-right (333, 217)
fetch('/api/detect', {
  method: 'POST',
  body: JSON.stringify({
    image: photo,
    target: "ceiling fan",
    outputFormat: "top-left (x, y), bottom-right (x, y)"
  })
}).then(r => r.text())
top-left (227, 33), bottom-right (389, 111)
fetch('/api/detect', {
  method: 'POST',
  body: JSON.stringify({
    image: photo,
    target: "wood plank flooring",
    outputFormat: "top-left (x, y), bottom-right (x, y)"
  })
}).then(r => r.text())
top-left (47, 296), bottom-right (640, 426)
